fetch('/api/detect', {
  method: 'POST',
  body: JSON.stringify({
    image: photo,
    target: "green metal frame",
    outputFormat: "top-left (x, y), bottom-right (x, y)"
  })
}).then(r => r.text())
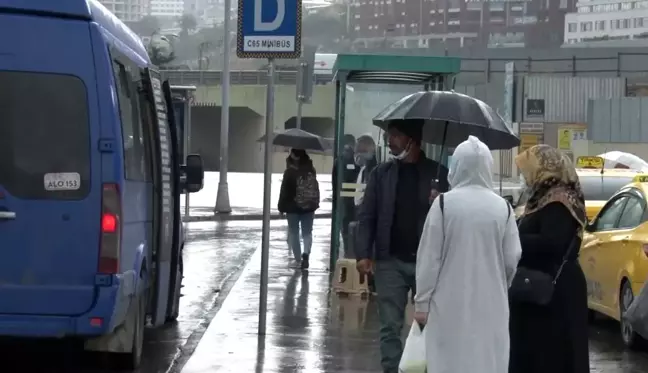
top-left (329, 54), bottom-right (461, 272)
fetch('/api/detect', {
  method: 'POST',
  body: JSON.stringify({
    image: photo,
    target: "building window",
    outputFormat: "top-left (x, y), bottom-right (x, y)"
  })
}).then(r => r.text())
top-left (490, 2), bottom-right (505, 10)
top-left (568, 22), bottom-right (577, 32)
top-left (559, 0), bottom-right (567, 8)
top-left (595, 20), bottom-right (605, 30)
top-left (611, 19), bottom-right (620, 29)
top-left (622, 2), bottom-right (634, 9)
top-left (636, 18), bottom-right (645, 27)
top-left (623, 18), bottom-right (631, 28)
top-left (580, 21), bottom-right (593, 31)
top-left (577, 5), bottom-right (591, 12)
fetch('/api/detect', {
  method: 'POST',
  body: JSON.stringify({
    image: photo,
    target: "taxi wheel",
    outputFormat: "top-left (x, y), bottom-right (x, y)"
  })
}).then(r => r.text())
top-left (620, 281), bottom-right (644, 349)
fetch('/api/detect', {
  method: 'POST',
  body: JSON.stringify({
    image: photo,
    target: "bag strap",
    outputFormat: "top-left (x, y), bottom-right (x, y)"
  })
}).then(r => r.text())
top-left (552, 234), bottom-right (578, 284)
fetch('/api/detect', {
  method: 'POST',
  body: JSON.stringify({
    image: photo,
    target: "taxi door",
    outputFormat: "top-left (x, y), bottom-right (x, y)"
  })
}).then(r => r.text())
top-left (581, 195), bottom-right (628, 315)
top-left (613, 194), bottom-right (648, 299)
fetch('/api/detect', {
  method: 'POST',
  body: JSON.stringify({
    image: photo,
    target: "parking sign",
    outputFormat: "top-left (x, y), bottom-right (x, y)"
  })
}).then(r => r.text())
top-left (237, 0), bottom-right (302, 59)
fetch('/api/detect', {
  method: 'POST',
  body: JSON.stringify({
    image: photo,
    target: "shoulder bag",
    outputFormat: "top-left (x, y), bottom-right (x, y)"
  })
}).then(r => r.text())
top-left (509, 234), bottom-right (578, 306)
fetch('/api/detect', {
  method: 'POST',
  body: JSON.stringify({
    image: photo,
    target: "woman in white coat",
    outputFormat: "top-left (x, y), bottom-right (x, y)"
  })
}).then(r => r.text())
top-left (413, 135), bottom-right (522, 373)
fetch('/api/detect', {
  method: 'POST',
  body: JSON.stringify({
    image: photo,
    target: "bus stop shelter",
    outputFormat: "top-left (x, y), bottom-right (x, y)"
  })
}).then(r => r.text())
top-left (330, 54), bottom-right (461, 270)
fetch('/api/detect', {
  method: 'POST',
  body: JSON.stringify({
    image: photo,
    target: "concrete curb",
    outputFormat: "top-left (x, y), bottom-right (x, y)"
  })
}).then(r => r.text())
top-left (182, 212), bottom-right (333, 222)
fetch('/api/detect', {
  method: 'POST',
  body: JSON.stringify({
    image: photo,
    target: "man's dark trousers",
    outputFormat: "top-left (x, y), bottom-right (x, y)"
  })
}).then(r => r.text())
top-left (373, 258), bottom-right (416, 373)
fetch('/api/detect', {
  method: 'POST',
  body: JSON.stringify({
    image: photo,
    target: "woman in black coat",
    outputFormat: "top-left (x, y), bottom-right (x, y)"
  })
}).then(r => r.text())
top-left (509, 145), bottom-right (589, 373)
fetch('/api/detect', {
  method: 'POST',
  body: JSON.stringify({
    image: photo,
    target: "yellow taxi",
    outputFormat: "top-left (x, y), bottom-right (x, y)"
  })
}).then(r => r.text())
top-left (580, 173), bottom-right (648, 348)
top-left (512, 156), bottom-right (640, 220)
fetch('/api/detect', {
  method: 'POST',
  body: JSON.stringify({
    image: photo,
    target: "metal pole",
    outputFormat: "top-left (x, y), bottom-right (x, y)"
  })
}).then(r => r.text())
top-left (259, 58), bottom-right (275, 336)
top-left (215, 0), bottom-right (232, 213)
top-left (499, 152), bottom-right (504, 196)
top-left (184, 94), bottom-right (192, 219)
top-left (296, 99), bottom-right (303, 129)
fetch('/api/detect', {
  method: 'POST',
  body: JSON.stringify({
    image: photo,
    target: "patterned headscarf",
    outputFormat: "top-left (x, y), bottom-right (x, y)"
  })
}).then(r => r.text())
top-left (515, 145), bottom-right (587, 230)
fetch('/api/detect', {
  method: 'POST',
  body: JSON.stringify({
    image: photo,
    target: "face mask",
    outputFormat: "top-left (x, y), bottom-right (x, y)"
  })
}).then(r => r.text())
top-left (355, 152), bottom-right (374, 166)
top-left (393, 140), bottom-right (412, 161)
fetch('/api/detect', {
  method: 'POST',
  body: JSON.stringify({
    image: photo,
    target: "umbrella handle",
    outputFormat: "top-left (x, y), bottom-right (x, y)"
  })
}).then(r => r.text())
top-left (435, 121), bottom-right (449, 182)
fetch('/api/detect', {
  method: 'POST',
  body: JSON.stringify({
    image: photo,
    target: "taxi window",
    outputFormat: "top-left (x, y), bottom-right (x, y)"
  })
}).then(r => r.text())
top-left (595, 196), bottom-right (628, 231)
top-left (580, 175), bottom-right (634, 201)
top-left (617, 196), bottom-right (646, 229)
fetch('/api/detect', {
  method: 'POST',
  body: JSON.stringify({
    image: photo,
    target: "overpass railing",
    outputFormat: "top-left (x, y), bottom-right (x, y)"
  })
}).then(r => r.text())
top-left (160, 70), bottom-right (334, 86)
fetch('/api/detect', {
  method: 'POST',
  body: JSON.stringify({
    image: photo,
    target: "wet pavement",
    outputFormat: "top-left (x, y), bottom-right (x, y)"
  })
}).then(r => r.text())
top-left (2, 217), bottom-right (648, 372)
top-left (178, 219), bottom-right (648, 373)
top-left (178, 219), bottom-right (385, 373)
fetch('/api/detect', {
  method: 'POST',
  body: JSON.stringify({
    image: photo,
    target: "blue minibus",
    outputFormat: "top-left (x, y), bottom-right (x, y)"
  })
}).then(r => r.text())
top-left (0, 0), bottom-right (204, 368)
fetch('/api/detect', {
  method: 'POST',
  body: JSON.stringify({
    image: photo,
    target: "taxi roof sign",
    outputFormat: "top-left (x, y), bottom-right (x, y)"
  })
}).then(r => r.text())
top-left (633, 174), bottom-right (648, 183)
top-left (576, 156), bottom-right (604, 169)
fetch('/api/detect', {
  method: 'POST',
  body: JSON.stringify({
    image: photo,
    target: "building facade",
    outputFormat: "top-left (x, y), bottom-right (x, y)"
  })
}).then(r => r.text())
top-left (149, 0), bottom-right (185, 18)
top-left (99, 0), bottom-right (148, 22)
top-left (564, 0), bottom-right (648, 44)
top-left (349, 0), bottom-right (576, 48)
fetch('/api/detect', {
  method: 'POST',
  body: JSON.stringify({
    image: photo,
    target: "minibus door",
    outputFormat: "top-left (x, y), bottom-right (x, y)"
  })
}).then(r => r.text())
top-left (142, 68), bottom-right (175, 327)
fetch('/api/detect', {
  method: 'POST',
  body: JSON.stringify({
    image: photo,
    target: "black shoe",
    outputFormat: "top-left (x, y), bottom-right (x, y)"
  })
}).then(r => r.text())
top-left (301, 254), bottom-right (309, 269)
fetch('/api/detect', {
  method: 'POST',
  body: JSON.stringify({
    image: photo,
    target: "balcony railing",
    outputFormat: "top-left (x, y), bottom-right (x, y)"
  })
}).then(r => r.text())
top-left (160, 70), bottom-right (334, 86)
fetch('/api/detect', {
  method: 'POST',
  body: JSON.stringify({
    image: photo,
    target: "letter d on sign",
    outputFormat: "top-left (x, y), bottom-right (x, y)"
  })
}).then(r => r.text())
top-left (254, 0), bottom-right (285, 31)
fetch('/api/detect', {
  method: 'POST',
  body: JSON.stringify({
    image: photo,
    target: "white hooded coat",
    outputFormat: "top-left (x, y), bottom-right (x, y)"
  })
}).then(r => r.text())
top-left (414, 135), bottom-right (522, 373)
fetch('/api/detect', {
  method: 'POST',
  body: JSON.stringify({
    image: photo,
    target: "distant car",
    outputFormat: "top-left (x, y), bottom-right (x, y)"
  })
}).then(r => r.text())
top-left (580, 173), bottom-right (648, 348)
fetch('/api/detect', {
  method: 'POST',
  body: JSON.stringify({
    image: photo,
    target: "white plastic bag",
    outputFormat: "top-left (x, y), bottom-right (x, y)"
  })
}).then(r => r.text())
top-left (398, 322), bottom-right (427, 373)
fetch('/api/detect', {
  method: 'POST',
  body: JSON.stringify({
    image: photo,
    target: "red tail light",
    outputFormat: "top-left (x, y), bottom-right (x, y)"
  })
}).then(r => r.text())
top-left (101, 213), bottom-right (117, 233)
top-left (98, 184), bottom-right (121, 274)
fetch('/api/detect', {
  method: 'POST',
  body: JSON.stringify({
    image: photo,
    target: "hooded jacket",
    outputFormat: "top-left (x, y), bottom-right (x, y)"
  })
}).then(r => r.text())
top-left (414, 135), bottom-right (522, 373)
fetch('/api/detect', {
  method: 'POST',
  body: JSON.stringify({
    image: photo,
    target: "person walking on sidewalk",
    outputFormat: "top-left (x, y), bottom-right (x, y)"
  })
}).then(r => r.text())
top-left (355, 119), bottom-right (449, 373)
top-left (413, 136), bottom-right (522, 373)
top-left (509, 145), bottom-right (589, 373)
top-left (278, 149), bottom-right (320, 269)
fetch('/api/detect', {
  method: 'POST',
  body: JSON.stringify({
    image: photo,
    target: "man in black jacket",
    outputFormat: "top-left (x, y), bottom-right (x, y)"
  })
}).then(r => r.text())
top-left (332, 134), bottom-right (359, 256)
top-left (355, 120), bottom-right (449, 373)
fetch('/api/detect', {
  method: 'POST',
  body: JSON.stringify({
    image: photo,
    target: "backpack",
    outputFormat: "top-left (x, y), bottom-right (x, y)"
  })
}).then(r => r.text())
top-left (295, 171), bottom-right (320, 211)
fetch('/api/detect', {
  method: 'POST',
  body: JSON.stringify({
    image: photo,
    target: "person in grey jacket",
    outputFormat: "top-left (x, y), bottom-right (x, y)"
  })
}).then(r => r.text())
top-left (355, 119), bottom-right (449, 373)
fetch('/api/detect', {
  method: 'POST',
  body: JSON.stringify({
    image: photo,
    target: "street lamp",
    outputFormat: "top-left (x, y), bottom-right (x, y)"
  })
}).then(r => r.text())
top-left (215, 0), bottom-right (232, 213)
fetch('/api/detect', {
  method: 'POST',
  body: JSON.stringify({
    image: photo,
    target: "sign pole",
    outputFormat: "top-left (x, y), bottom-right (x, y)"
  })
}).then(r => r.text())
top-left (259, 58), bottom-right (275, 336)
top-left (237, 0), bottom-right (301, 337)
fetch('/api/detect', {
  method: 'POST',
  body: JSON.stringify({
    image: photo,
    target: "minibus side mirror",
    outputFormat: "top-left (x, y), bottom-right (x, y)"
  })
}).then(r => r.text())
top-left (181, 154), bottom-right (204, 194)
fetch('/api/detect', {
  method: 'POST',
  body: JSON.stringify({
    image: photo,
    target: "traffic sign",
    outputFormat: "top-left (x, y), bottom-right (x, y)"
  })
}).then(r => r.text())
top-left (237, 0), bottom-right (302, 59)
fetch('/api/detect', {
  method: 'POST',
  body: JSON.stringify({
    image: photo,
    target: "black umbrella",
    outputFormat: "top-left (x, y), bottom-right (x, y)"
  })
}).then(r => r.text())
top-left (372, 91), bottom-right (520, 150)
top-left (257, 128), bottom-right (332, 152)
